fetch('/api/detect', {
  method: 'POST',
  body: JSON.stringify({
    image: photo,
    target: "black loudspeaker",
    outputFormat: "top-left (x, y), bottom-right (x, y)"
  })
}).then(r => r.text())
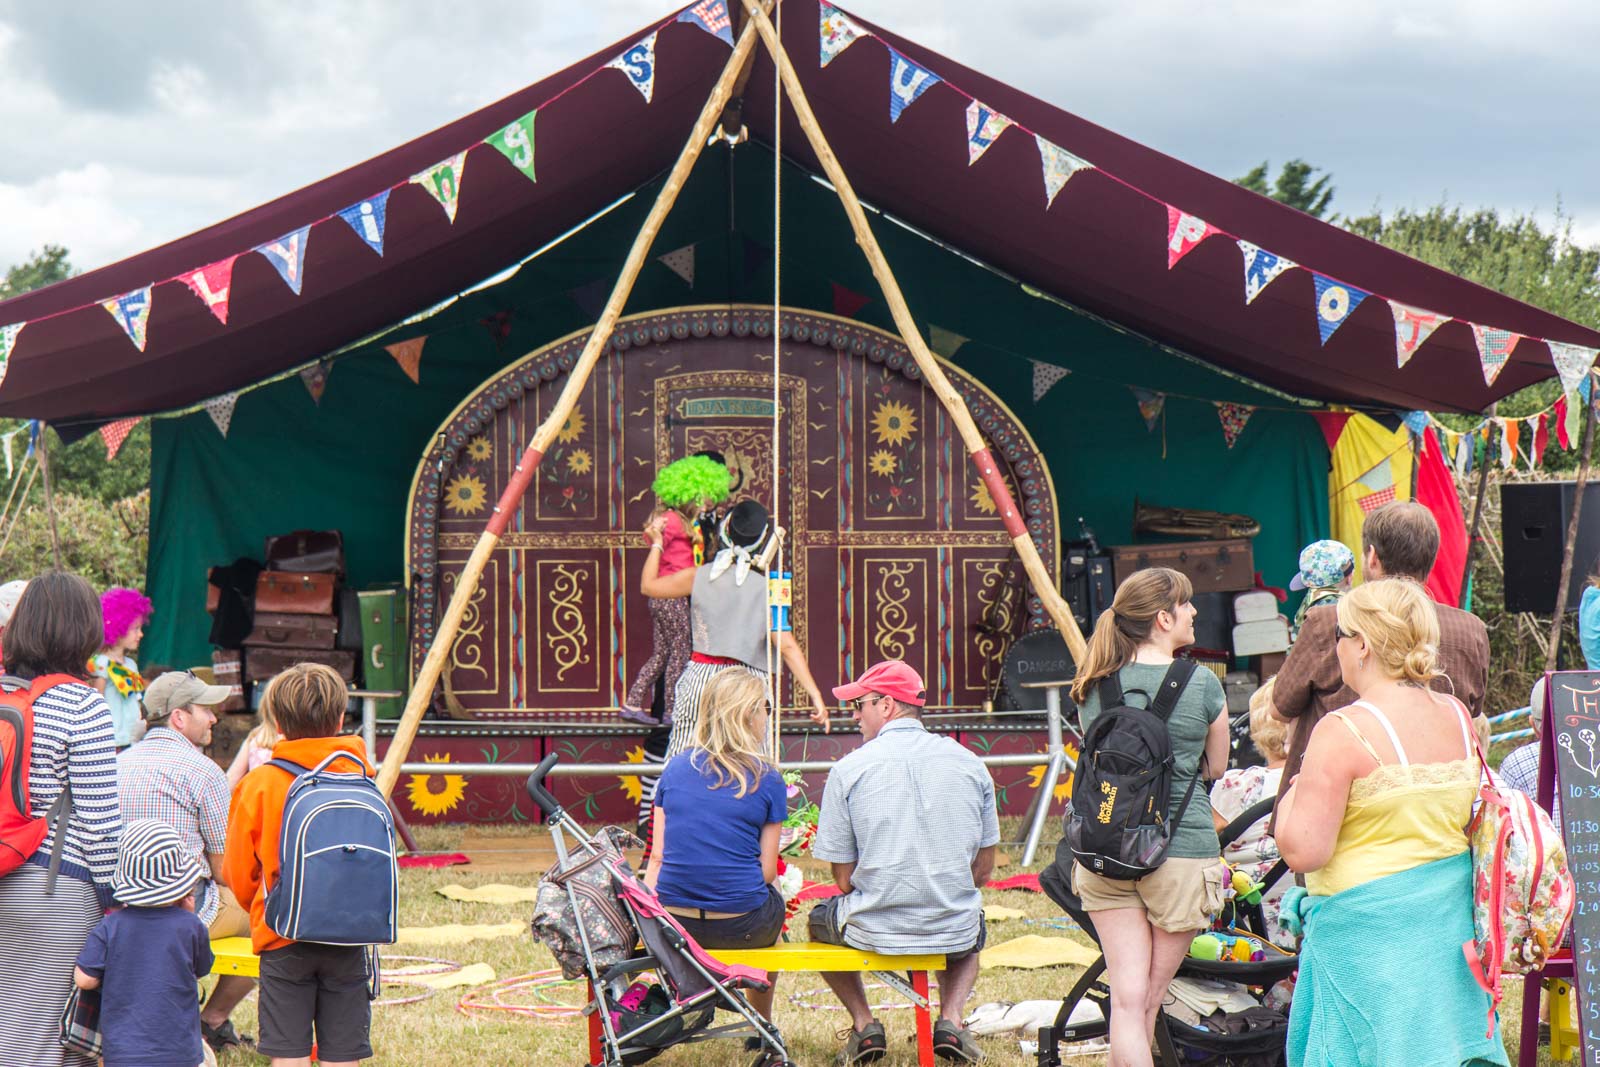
top-left (999, 629), bottom-right (1074, 713)
top-left (1501, 481), bottom-right (1600, 612)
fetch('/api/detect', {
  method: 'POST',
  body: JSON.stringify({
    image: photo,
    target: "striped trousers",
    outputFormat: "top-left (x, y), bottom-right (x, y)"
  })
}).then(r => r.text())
top-left (0, 865), bottom-right (103, 1067)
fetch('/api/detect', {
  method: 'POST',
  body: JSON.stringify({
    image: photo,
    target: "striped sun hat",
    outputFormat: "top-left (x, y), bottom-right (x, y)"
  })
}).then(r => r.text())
top-left (113, 820), bottom-right (204, 907)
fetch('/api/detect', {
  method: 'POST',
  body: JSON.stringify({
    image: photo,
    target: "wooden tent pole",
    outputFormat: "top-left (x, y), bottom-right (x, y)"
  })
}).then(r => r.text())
top-left (1460, 404), bottom-right (1496, 610)
top-left (38, 426), bottom-right (62, 571)
top-left (738, 0), bottom-right (1087, 663)
top-left (377, 14), bottom-right (768, 798)
top-left (1547, 387), bottom-right (1598, 672)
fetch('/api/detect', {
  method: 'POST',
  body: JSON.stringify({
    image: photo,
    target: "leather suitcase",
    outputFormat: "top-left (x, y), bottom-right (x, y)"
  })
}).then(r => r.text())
top-left (264, 529), bottom-right (345, 577)
top-left (243, 611), bottom-right (338, 650)
top-left (1109, 538), bottom-right (1255, 594)
top-left (244, 647), bottom-right (356, 684)
top-left (357, 587), bottom-right (408, 720)
top-left (255, 571), bottom-right (337, 615)
top-left (210, 650), bottom-right (247, 713)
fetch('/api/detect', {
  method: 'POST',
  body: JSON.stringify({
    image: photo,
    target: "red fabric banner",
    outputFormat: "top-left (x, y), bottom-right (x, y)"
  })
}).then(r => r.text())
top-left (1417, 428), bottom-right (1467, 607)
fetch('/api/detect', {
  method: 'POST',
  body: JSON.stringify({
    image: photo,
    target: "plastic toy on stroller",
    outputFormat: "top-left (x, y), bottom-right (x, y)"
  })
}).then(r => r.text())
top-left (1036, 796), bottom-right (1298, 1067)
top-left (525, 753), bottom-right (794, 1067)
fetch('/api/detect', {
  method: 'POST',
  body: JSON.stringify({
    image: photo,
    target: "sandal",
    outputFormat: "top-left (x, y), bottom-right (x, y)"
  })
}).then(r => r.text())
top-left (932, 1019), bottom-right (984, 1063)
top-left (835, 1019), bottom-right (887, 1065)
top-left (201, 1018), bottom-right (254, 1053)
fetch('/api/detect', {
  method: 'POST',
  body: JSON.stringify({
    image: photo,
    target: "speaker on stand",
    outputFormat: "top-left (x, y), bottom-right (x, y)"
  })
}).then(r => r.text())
top-left (1501, 482), bottom-right (1600, 613)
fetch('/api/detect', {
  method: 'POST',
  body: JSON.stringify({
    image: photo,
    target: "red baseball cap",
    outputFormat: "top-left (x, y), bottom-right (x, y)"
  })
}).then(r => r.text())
top-left (832, 660), bottom-right (926, 707)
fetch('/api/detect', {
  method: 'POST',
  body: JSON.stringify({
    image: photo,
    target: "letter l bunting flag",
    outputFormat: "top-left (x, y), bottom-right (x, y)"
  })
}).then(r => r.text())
top-left (179, 256), bottom-right (239, 323)
top-left (888, 51), bottom-right (940, 122)
top-left (966, 101), bottom-right (1013, 164)
top-left (1311, 274), bottom-right (1370, 345)
top-left (678, 0), bottom-right (734, 45)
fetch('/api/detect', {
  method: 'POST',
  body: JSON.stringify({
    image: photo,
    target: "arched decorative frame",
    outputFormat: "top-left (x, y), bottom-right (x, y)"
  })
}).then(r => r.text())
top-left (404, 305), bottom-right (1059, 721)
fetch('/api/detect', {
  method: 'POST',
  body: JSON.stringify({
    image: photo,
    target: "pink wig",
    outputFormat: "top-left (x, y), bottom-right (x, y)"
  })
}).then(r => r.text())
top-left (101, 587), bottom-right (153, 648)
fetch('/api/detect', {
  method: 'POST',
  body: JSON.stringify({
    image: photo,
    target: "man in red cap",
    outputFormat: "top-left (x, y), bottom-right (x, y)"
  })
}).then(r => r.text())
top-left (809, 659), bottom-right (997, 1064)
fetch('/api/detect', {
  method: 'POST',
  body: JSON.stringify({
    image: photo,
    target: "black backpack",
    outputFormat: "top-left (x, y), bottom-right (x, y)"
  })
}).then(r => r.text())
top-left (1064, 659), bottom-right (1201, 881)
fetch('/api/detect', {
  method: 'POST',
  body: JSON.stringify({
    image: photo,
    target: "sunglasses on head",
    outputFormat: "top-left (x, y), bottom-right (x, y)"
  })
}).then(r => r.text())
top-left (1335, 624), bottom-right (1357, 641)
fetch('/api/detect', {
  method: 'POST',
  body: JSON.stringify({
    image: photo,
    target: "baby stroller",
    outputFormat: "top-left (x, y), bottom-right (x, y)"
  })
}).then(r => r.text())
top-left (525, 753), bottom-right (794, 1067)
top-left (1036, 796), bottom-right (1297, 1067)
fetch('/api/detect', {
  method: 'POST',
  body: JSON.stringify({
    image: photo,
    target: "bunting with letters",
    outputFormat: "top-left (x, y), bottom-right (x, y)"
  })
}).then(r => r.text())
top-left (103, 288), bottom-right (153, 351)
top-left (819, 2), bottom-right (866, 66)
top-left (1548, 341), bottom-right (1598, 395)
top-left (1390, 302), bottom-right (1447, 368)
top-left (678, 0), bottom-right (734, 45)
top-left (1037, 137), bottom-right (1090, 208)
top-left (486, 110), bottom-right (537, 184)
top-left (608, 33), bottom-right (658, 102)
top-left (1238, 241), bottom-right (1294, 304)
top-left (256, 228), bottom-right (310, 295)
top-left (337, 192), bottom-right (390, 256)
top-left (411, 153), bottom-right (467, 224)
top-left (179, 257), bottom-right (238, 324)
top-left (965, 102), bottom-right (1013, 165)
top-left (1166, 209), bottom-right (1216, 269)
top-left (1311, 275), bottom-right (1369, 345)
top-left (1471, 324), bottom-right (1520, 386)
top-left (887, 51), bottom-right (940, 122)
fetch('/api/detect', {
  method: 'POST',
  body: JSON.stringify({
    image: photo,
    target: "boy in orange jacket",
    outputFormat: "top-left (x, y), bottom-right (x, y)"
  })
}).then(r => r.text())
top-left (224, 664), bottom-right (373, 1067)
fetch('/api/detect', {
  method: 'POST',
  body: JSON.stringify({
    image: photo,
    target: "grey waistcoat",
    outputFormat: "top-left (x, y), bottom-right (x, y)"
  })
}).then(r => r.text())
top-left (690, 564), bottom-right (769, 670)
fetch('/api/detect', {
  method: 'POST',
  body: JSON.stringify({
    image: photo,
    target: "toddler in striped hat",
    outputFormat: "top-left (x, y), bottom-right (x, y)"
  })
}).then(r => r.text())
top-left (74, 820), bottom-right (216, 1066)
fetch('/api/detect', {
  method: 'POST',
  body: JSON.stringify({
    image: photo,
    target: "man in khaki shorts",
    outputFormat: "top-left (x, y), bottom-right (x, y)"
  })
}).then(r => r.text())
top-left (119, 670), bottom-right (256, 1054)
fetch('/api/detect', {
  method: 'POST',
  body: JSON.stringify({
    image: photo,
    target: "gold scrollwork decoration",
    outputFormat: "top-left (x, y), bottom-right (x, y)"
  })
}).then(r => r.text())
top-left (442, 572), bottom-right (489, 680)
top-left (972, 561), bottom-right (1013, 688)
top-left (545, 564), bottom-right (592, 683)
top-left (873, 562), bottom-right (918, 662)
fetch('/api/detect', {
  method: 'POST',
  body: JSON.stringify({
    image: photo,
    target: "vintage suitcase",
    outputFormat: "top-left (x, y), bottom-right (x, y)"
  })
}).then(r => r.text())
top-left (1232, 589), bottom-right (1281, 624)
top-left (264, 529), bottom-right (346, 576)
top-left (357, 587), bottom-right (408, 721)
top-left (255, 571), bottom-right (337, 615)
top-left (210, 650), bottom-right (248, 713)
top-left (243, 647), bottom-right (356, 684)
top-left (1233, 617), bottom-right (1291, 657)
top-left (1109, 538), bottom-right (1255, 594)
top-left (243, 611), bottom-right (338, 650)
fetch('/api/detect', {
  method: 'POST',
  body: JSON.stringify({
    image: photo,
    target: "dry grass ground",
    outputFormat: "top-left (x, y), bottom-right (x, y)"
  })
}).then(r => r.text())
top-left (212, 818), bottom-right (1551, 1067)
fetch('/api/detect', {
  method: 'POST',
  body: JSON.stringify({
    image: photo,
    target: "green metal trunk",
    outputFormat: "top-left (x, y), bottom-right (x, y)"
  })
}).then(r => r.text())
top-left (357, 587), bottom-right (408, 720)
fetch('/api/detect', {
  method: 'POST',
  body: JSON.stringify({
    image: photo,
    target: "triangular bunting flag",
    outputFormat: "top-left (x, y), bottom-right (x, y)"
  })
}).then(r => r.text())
top-left (928, 325), bottom-right (967, 358)
top-left (831, 282), bottom-right (869, 318)
top-left (179, 256), bottom-right (239, 324)
top-left (337, 191), bottom-right (391, 256)
top-left (657, 244), bottom-right (695, 286)
top-left (887, 51), bottom-right (940, 122)
top-left (1311, 274), bottom-right (1370, 345)
top-left (486, 110), bottom-right (537, 184)
top-left (1548, 341), bottom-right (1599, 396)
top-left (1216, 402), bottom-right (1254, 449)
top-left (1356, 458), bottom-right (1395, 494)
top-left (1583, 375), bottom-right (1594, 407)
top-left (820, 1), bottom-right (865, 66)
top-left (410, 152), bottom-right (468, 224)
top-left (568, 278), bottom-right (610, 320)
top-left (1037, 136), bottom-right (1091, 208)
top-left (678, 0), bottom-right (734, 45)
top-left (1453, 432), bottom-right (1470, 477)
top-left (1131, 388), bottom-right (1165, 432)
top-left (965, 101), bottom-right (1013, 165)
top-left (385, 337), bottom-right (426, 384)
top-left (1238, 241), bottom-right (1295, 304)
top-left (1556, 392), bottom-right (1573, 450)
top-left (608, 33), bottom-right (658, 103)
top-left (0, 323), bottom-right (25, 390)
top-left (1402, 410), bottom-right (1429, 436)
top-left (1031, 361), bottom-right (1070, 402)
top-left (1531, 414), bottom-right (1549, 468)
top-left (1471, 324), bottom-right (1521, 386)
top-left (99, 417), bottom-right (139, 461)
top-left (255, 227), bottom-right (310, 295)
top-left (1166, 208), bottom-right (1218, 269)
top-left (300, 360), bottom-right (331, 405)
top-left (1500, 418), bottom-right (1517, 470)
top-left (1389, 301), bottom-right (1447, 368)
top-left (206, 392), bottom-right (239, 438)
top-left (102, 288), bottom-right (153, 351)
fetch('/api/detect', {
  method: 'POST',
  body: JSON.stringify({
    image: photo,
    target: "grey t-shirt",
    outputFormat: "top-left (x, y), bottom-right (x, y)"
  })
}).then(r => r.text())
top-left (1076, 661), bottom-right (1226, 860)
top-left (811, 719), bottom-right (1000, 954)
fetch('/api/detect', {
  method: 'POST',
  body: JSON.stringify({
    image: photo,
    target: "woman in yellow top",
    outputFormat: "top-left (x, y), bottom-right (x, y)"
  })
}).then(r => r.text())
top-left (1275, 579), bottom-right (1507, 1067)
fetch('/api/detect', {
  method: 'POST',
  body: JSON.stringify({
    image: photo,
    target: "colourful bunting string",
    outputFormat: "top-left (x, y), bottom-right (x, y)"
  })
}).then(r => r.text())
top-left (486, 110), bottom-right (537, 185)
top-left (1500, 417), bottom-right (1517, 470)
top-left (1556, 392), bottom-right (1573, 450)
top-left (1568, 389), bottom-right (1583, 446)
top-left (831, 281), bottom-right (870, 318)
top-left (1216, 402), bottom-right (1253, 449)
top-left (102, 288), bottom-right (153, 351)
top-left (965, 101), bottom-right (1013, 165)
top-left (928, 324), bottom-right (968, 358)
top-left (887, 51), bottom-right (940, 123)
top-left (657, 244), bottom-right (696, 286)
top-left (1037, 137), bottom-right (1091, 208)
top-left (99, 417), bottom-right (139, 461)
top-left (0, 323), bottom-right (24, 390)
top-left (1031, 360), bottom-right (1070, 402)
top-left (1471, 324), bottom-right (1520, 386)
top-left (1402, 410), bottom-right (1429, 436)
top-left (386, 336), bottom-right (426, 384)
top-left (678, 0), bottom-right (734, 46)
top-left (1453, 432), bottom-right (1471, 477)
top-left (411, 152), bottom-right (467, 224)
top-left (1166, 209), bottom-right (1217, 269)
top-left (819, 1), bottom-right (866, 67)
top-left (255, 228), bottom-right (310, 296)
top-left (1311, 275), bottom-right (1369, 345)
top-left (337, 191), bottom-right (390, 256)
top-left (1389, 302), bottom-right (1447, 368)
top-left (1356, 457), bottom-right (1395, 494)
top-left (608, 33), bottom-right (658, 103)
top-left (1131, 387), bottom-right (1165, 433)
top-left (1238, 241), bottom-right (1294, 305)
top-left (1531, 414), bottom-right (1549, 468)
top-left (205, 392), bottom-right (239, 438)
top-left (1548, 341), bottom-right (1598, 395)
top-left (179, 257), bottom-right (239, 324)
top-left (300, 360), bottom-right (331, 405)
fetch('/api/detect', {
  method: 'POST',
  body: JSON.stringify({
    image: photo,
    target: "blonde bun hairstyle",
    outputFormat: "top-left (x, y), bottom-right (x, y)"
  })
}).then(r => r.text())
top-left (1335, 578), bottom-right (1442, 687)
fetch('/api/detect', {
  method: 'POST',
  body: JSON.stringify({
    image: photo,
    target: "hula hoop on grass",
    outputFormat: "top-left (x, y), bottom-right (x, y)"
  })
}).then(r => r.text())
top-left (374, 955), bottom-right (462, 1008)
top-left (457, 968), bottom-right (587, 1022)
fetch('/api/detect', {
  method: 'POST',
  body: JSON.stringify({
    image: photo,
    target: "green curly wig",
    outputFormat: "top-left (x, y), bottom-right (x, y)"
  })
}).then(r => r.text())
top-left (652, 455), bottom-right (732, 509)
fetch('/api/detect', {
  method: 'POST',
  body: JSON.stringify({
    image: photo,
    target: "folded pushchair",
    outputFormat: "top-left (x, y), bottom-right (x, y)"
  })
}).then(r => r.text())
top-left (525, 753), bottom-right (794, 1067)
top-left (1036, 796), bottom-right (1298, 1067)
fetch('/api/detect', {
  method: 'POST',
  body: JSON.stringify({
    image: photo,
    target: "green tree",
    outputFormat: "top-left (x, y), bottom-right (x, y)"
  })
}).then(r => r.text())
top-left (0, 245), bottom-right (73, 300)
top-left (1236, 159), bottom-right (1336, 219)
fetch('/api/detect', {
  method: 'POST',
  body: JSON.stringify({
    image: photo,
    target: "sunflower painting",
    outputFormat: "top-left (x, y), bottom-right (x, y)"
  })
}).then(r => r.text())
top-left (970, 478), bottom-right (997, 516)
top-left (407, 754), bottom-right (468, 817)
top-left (617, 745), bottom-right (647, 806)
top-left (466, 435), bottom-right (493, 462)
top-left (444, 474), bottom-right (488, 516)
top-left (1025, 761), bottom-right (1074, 803)
top-left (568, 448), bottom-right (594, 475)
top-left (868, 450), bottom-right (898, 476)
top-left (870, 400), bottom-right (917, 447)
top-left (556, 408), bottom-right (587, 444)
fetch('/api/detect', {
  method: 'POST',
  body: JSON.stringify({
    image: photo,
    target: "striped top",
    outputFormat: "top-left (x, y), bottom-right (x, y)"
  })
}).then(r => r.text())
top-left (26, 680), bottom-right (121, 889)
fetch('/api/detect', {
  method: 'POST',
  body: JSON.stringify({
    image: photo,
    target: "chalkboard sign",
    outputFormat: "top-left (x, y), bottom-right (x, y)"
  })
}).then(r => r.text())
top-left (1550, 670), bottom-right (1600, 1061)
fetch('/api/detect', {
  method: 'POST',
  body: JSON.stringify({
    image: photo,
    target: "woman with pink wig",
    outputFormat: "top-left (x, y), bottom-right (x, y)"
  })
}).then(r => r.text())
top-left (90, 587), bottom-right (152, 748)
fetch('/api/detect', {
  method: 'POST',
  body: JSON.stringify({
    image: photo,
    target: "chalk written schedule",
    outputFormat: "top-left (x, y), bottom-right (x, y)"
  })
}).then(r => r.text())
top-left (1552, 671), bottom-right (1600, 1063)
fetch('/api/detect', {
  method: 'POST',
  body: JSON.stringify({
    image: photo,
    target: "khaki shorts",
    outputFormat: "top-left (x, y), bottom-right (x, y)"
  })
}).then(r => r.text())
top-left (1072, 857), bottom-right (1228, 933)
top-left (208, 885), bottom-right (252, 940)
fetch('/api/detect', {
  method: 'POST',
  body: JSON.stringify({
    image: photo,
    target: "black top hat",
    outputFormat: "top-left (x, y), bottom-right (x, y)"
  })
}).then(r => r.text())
top-left (722, 499), bottom-right (771, 551)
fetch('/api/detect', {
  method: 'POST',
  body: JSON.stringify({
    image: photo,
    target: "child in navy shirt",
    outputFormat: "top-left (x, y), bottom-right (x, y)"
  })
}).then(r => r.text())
top-left (75, 819), bottom-right (214, 1067)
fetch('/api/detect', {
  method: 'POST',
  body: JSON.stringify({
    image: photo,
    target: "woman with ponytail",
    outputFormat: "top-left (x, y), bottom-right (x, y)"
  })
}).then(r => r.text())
top-left (1069, 568), bottom-right (1229, 1067)
top-left (1274, 579), bottom-right (1506, 1067)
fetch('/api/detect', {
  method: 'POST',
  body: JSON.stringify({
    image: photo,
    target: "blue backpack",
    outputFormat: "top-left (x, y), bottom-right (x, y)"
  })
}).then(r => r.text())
top-left (264, 752), bottom-right (398, 946)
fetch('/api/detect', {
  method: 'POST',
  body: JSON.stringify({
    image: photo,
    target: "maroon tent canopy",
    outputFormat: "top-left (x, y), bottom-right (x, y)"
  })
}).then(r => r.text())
top-left (2, 0), bottom-right (1593, 423)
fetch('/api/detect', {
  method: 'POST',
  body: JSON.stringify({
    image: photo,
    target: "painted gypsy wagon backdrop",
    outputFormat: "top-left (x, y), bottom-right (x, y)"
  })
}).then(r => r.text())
top-left (397, 306), bottom-right (1061, 822)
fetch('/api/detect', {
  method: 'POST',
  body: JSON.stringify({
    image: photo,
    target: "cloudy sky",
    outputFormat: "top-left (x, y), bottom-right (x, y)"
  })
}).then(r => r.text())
top-left (2, 0), bottom-right (1597, 276)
